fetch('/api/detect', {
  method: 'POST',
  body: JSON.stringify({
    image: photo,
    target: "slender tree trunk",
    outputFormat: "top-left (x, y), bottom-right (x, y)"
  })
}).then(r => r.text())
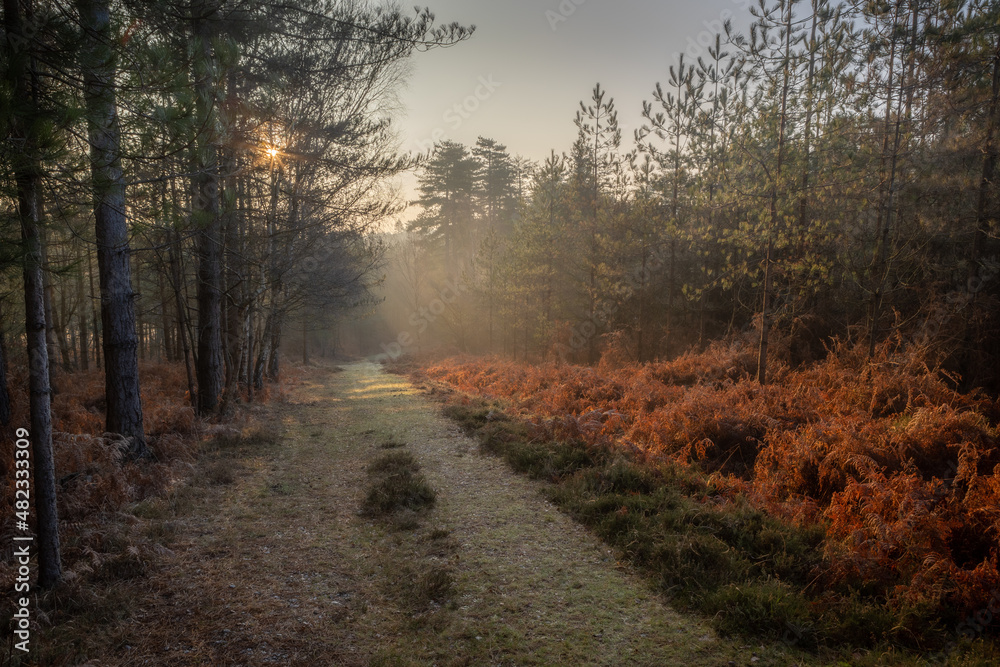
top-left (261, 158), bottom-right (287, 382)
top-left (0, 301), bottom-right (11, 426)
top-left (589, 110), bottom-right (600, 366)
top-left (19, 181), bottom-right (62, 589)
top-left (267, 314), bottom-right (282, 381)
top-left (221, 146), bottom-right (244, 408)
top-left (798, 2), bottom-right (819, 260)
top-left (253, 312), bottom-right (272, 391)
top-left (757, 0), bottom-right (793, 385)
top-left (4, 0), bottom-right (62, 587)
top-left (87, 242), bottom-right (101, 368)
top-left (77, 0), bottom-right (148, 459)
top-left (667, 77), bottom-right (684, 359)
top-left (523, 293), bottom-right (529, 361)
top-left (868, 1), bottom-right (903, 357)
top-left (69, 321), bottom-right (78, 369)
top-left (157, 272), bottom-right (173, 362)
top-left (667, 237), bottom-right (676, 356)
top-left (638, 245), bottom-right (647, 362)
top-left (246, 305), bottom-right (256, 399)
top-left (192, 1), bottom-right (224, 414)
top-left (56, 285), bottom-right (73, 371)
top-left (39, 226), bottom-right (58, 389)
top-left (757, 239), bottom-right (774, 384)
top-left (588, 262), bottom-right (597, 364)
top-left (701, 45), bottom-right (722, 351)
top-left (76, 247), bottom-right (89, 371)
top-left (137, 302), bottom-right (146, 362)
top-left (168, 228), bottom-right (197, 407)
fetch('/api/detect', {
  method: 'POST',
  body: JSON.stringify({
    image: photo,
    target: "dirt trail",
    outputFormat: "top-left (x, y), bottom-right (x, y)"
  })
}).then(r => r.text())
top-left (93, 362), bottom-right (763, 666)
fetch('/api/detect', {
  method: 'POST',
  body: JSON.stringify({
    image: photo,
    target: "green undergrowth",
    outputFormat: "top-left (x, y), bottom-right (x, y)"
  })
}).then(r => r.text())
top-left (440, 398), bottom-right (1000, 665)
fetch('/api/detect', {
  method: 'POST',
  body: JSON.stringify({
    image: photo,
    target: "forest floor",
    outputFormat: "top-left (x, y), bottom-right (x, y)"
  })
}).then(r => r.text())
top-left (41, 361), bottom-right (817, 666)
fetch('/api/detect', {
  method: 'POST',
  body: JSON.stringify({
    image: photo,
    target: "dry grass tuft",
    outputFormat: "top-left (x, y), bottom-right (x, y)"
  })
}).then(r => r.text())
top-left (362, 451), bottom-right (437, 517)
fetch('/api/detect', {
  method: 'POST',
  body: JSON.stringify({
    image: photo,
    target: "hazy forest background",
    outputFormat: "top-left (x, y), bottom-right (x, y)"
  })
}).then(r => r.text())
top-left (2, 0), bottom-right (1000, 662)
top-left (375, 2), bottom-right (1000, 381)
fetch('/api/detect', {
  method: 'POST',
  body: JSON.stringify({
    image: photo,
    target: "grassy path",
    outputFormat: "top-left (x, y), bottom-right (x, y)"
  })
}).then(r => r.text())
top-left (71, 362), bottom-right (783, 666)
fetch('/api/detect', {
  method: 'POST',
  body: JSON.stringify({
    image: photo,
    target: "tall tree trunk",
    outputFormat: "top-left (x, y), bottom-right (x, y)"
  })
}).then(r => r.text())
top-left (19, 179), bottom-right (62, 589)
top-left (589, 107), bottom-right (601, 366)
top-left (192, 1), bottom-right (224, 414)
top-left (222, 146), bottom-right (243, 407)
top-left (667, 71), bottom-right (684, 360)
top-left (260, 158), bottom-right (286, 382)
top-left (77, 0), bottom-right (148, 459)
top-left (4, 0), bottom-right (62, 587)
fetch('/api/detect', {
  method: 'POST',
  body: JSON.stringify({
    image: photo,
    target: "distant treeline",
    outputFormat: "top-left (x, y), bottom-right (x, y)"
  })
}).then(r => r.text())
top-left (386, 0), bottom-right (999, 390)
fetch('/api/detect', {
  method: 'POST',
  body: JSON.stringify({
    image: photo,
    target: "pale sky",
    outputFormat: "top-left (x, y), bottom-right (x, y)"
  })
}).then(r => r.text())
top-left (391, 0), bottom-right (754, 221)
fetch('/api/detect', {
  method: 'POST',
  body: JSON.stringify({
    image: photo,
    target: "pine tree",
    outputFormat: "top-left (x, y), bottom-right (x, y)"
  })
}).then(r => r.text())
top-left (472, 136), bottom-right (517, 233)
top-left (412, 140), bottom-right (479, 269)
top-left (190, 0), bottom-right (225, 414)
top-left (639, 54), bottom-right (704, 357)
top-left (518, 152), bottom-right (567, 351)
top-left (727, 0), bottom-right (804, 383)
top-left (691, 34), bottom-right (742, 346)
top-left (76, 0), bottom-right (148, 458)
top-left (2, 0), bottom-right (62, 588)
top-left (573, 83), bottom-right (623, 363)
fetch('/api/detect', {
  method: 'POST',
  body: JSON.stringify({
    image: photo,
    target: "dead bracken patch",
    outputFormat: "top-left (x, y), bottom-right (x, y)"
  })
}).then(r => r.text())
top-left (416, 342), bottom-right (1000, 662)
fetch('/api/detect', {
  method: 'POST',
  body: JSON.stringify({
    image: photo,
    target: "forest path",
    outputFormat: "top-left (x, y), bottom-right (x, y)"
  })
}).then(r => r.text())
top-left (102, 362), bottom-right (756, 666)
